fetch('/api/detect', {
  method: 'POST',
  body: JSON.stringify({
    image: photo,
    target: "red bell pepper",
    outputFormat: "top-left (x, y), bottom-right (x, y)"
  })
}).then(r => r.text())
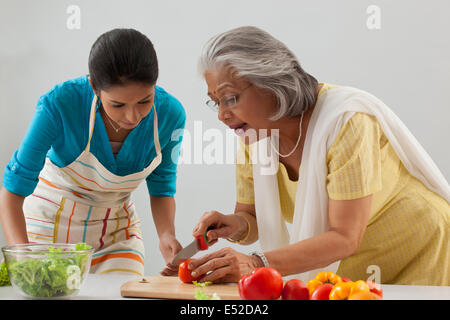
top-left (238, 267), bottom-right (283, 300)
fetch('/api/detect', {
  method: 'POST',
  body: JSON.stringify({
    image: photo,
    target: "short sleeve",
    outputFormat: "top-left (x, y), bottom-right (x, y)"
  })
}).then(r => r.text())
top-left (326, 112), bottom-right (383, 200)
top-left (236, 139), bottom-right (255, 204)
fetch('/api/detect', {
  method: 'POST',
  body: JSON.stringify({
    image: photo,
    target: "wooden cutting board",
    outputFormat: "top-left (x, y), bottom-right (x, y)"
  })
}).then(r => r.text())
top-left (120, 276), bottom-right (241, 300)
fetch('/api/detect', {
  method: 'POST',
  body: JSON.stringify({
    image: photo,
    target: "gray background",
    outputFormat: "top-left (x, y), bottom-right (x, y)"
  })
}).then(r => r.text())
top-left (0, 0), bottom-right (449, 276)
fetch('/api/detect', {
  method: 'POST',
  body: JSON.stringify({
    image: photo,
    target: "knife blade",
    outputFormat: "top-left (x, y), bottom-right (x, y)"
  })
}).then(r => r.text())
top-left (171, 226), bottom-right (215, 266)
top-left (171, 239), bottom-right (201, 266)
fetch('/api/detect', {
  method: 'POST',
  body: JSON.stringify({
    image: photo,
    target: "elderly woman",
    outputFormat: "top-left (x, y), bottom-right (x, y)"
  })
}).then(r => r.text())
top-left (188, 26), bottom-right (450, 285)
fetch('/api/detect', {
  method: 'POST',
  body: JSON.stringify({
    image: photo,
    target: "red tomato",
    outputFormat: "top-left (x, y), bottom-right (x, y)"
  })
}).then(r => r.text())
top-left (310, 283), bottom-right (334, 300)
top-left (178, 259), bottom-right (200, 283)
top-left (281, 279), bottom-right (309, 300)
top-left (341, 277), bottom-right (352, 282)
top-left (366, 281), bottom-right (383, 298)
top-left (238, 267), bottom-right (284, 300)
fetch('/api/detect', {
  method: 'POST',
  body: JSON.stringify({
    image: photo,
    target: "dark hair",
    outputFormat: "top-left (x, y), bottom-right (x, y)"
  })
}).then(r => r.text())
top-left (88, 28), bottom-right (158, 91)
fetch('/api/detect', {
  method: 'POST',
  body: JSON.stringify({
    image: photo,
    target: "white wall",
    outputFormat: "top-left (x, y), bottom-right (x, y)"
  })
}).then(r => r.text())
top-left (0, 0), bottom-right (449, 276)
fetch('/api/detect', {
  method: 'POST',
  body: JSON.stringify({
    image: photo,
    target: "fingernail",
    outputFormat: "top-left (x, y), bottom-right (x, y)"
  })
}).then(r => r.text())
top-left (191, 271), bottom-right (197, 277)
top-left (188, 264), bottom-right (193, 270)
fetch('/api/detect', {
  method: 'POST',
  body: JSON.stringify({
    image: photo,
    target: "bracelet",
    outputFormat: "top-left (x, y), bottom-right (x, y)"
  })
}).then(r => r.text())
top-left (250, 251), bottom-right (269, 267)
top-left (226, 213), bottom-right (251, 244)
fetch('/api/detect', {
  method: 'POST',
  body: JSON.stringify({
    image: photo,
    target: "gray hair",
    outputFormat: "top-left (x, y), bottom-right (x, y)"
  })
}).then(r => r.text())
top-left (199, 26), bottom-right (318, 120)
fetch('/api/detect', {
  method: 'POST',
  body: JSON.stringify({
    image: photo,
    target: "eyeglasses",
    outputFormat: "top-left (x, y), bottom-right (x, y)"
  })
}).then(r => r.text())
top-left (205, 84), bottom-right (252, 112)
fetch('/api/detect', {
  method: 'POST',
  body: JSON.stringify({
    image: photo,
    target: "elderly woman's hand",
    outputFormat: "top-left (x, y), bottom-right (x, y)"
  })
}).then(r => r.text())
top-left (192, 210), bottom-right (249, 245)
top-left (187, 247), bottom-right (264, 283)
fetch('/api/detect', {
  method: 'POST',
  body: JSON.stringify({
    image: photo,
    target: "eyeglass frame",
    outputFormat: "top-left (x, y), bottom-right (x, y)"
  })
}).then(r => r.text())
top-left (205, 84), bottom-right (253, 112)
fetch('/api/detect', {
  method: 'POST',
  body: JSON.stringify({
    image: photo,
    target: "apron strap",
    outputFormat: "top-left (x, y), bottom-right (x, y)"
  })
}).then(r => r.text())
top-left (85, 95), bottom-right (98, 152)
top-left (152, 104), bottom-right (161, 156)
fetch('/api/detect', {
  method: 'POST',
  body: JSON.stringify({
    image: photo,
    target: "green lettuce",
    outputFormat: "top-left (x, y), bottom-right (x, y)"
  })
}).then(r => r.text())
top-left (192, 280), bottom-right (212, 287)
top-left (6, 242), bottom-right (92, 297)
top-left (0, 262), bottom-right (11, 286)
top-left (195, 288), bottom-right (221, 300)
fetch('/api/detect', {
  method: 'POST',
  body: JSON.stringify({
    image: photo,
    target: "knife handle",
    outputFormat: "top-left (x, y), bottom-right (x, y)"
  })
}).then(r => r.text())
top-left (196, 225), bottom-right (215, 250)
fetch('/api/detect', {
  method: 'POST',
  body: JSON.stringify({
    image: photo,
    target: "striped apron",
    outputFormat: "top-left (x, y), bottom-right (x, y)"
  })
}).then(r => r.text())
top-left (22, 95), bottom-right (162, 276)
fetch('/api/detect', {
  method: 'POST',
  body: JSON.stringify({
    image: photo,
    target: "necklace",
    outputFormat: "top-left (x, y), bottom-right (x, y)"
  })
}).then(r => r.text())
top-left (104, 111), bottom-right (121, 133)
top-left (271, 111), bottom-right (304, 158)
top-left (98, 99), bottom-right (121, 133)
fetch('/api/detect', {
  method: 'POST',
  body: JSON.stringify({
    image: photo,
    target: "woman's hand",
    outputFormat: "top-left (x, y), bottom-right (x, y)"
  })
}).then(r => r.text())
top-left (159, 233), bottom-right (182, 276)
top-left (187, 247), bottom-right (263, 283)
top-left (188, 247), bottom-right (264, 283)
top-left (192, 210), bottom-right (248, 245)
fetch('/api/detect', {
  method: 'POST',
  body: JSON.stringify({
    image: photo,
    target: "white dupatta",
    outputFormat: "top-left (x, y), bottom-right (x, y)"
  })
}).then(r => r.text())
top-left (251, 86), bottom-right (450, 282)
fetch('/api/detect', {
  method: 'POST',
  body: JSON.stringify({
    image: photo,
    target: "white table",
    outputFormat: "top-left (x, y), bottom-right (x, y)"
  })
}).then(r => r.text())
top-left (0, 274), bottom-right (449, 300)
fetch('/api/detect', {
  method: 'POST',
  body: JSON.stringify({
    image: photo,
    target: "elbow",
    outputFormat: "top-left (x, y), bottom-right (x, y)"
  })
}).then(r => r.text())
top-left (331, 227), bottom-right (364, 258)
top-left (333, 231), bottom-right (361, 258)
top-left (345, 236), bottom-right (361, 257)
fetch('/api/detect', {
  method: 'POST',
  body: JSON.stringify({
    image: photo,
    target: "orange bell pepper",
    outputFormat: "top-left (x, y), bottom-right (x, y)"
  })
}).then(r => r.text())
top-left (348, 291), bottom-right (382, 300)
top-left (307, 272), bottom-right (343, 296)
top-left (329, 280), bottom-right (370, 300)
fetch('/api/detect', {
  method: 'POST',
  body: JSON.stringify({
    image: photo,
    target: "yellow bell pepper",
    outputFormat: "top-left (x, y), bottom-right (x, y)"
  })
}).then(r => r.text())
top-left (329, 280), bottom-right (370, 300)
top-left (307, 272), bottom-right (343, 296)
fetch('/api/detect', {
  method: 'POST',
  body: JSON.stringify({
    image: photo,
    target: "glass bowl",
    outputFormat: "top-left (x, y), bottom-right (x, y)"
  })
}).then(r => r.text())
top-left (2, 243), bottom-right (93, 298)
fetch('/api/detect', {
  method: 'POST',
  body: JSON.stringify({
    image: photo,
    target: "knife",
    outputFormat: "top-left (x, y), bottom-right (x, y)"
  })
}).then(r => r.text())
top-left (171, 226), bottom-right (215, 266)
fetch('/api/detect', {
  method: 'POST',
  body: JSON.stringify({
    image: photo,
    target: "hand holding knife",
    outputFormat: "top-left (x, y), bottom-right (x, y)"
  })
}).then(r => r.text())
top-left (170, 225), bottom-right (216, 266)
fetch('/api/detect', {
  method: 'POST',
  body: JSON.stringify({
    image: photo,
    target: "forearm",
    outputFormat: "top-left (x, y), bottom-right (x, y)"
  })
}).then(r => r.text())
top-left (0, 187), bottom-right (29, 244)
top-left (264, 230), bottom-right (356, 276)
top-left (150, 195), bottom-right (176, 238)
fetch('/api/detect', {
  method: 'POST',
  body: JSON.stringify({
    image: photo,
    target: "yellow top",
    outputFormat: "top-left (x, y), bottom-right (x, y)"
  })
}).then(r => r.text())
top-left (235, 84), bottom-right (450, 285)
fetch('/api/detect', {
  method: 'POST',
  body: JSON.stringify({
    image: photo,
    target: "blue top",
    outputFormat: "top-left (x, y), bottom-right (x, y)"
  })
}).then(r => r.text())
top-left (3, 75), bottom-right (186, 198)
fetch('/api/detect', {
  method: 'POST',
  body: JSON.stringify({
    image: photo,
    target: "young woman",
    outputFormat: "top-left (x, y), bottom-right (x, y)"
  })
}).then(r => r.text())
top-left (190, 26), bottom-right (450, 285)
top-left (0, 28), bottom-right (186, 276)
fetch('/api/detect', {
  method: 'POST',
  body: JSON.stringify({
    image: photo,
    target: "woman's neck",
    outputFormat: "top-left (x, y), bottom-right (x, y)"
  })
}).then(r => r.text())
top-left (100, 107), bottom-right (132, 143)
top-left (274, 84), bottom-right (322, 158)
top-left (272, 84), bottom-right (322, 181)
